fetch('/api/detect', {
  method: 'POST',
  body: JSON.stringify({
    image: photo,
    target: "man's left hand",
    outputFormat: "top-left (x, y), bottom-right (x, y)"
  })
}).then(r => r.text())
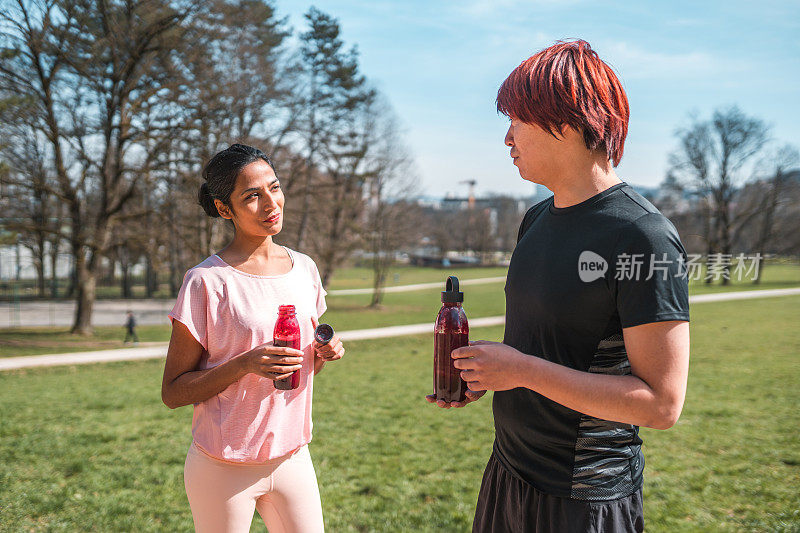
top-left (452, 340), bottom-right (529, 391)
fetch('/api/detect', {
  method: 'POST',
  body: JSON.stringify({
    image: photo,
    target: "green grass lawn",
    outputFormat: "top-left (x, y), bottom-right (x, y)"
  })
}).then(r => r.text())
top-left (687, 261), bottom-right (800, 294)
top-left (1, 261), bottom-right (798, 358)
top-left (326, 265), bottom-right (509, 290)
top-left (1, 296), bottom-right (798, 531)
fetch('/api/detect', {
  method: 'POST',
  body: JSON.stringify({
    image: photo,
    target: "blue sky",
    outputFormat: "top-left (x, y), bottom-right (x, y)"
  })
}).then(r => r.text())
top-left (281, 1), bottom-right (800, 198)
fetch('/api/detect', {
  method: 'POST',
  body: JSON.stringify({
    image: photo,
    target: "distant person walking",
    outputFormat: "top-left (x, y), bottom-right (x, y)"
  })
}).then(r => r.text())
top-left (123, 311), bottom-right (138, 344)
top-left (428, 40), bottom-right (690, 532)
top-left (161, 144), bottom-right (344, 533)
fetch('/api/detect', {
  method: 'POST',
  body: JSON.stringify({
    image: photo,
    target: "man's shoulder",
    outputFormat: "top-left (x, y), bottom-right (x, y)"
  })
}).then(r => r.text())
top-left (614, 184), bottom-right (662, 219)
top-left (523, 195), bottom-right (554, 221)
top-left (518, 196), bottom-right (554, 238)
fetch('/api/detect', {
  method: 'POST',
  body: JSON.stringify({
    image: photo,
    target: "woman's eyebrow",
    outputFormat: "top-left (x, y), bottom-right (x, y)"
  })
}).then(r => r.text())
top-left (240, 179), bottom-right (278, 196)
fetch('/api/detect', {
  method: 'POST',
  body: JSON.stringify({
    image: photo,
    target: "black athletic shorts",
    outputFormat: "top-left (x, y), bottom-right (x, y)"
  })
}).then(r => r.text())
top-left (473, 452), bottom-right (644, 533)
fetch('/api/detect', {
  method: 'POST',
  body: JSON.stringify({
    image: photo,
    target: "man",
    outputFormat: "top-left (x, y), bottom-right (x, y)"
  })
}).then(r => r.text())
top-left (124, 310), bottom-right (139, 345)
top-left (427, 40), bottom-right (690, 532)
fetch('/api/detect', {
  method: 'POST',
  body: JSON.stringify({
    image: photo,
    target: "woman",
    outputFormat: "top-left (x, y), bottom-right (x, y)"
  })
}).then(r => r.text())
top-left (161, 144), bottom-right (344, 533)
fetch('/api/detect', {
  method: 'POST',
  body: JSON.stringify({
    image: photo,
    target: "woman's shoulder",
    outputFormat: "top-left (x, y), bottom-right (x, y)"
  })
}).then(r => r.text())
top-left (282, 247), bottom-right (314, 267)
top-left (283, 247), bottom-right (321, 277)
top-left (182, 255), bottom-right (228, 285)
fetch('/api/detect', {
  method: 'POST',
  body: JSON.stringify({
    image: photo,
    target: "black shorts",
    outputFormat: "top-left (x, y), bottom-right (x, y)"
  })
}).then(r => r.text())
top-left (473, 452), bottom-right (644, 533)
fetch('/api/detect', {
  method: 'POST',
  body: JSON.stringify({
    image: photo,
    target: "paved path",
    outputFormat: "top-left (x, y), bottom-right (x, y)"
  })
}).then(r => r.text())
top-left (2, 287), bottom-right (798, 371)
top-left (0, 277), bottom-right (507, 328)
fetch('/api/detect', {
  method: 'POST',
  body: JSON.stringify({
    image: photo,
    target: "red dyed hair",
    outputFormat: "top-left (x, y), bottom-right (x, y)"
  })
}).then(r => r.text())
top-left (497, 40), bottom-right (629, 166)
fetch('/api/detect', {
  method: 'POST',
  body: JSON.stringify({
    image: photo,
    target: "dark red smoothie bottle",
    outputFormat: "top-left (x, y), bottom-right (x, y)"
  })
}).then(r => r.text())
top-left (273, 304), bottom-right (301, 390)
top-left (434, 276), bottom-right (469, 403)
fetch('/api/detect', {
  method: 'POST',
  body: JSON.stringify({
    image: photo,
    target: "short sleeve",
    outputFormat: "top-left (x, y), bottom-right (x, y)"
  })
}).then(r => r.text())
top-left (168, 269), bottom-right (209, 350)
top-left (308, 259), bottom-right (327, 319)
top-left (610, 213), bottom-right (690, 328)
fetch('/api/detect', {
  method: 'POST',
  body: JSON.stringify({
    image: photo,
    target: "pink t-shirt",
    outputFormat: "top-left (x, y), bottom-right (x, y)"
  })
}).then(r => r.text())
top-left (168, 247), bottom-right (327, 463)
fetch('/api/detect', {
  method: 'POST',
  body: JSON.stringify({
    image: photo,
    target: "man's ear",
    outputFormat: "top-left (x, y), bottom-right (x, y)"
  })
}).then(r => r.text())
top-left (559, 124), bottom-right (588, 146)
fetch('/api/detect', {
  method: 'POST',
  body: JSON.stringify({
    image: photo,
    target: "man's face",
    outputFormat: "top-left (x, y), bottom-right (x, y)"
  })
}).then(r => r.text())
top-left (504, 118), bottom-right (566, 185)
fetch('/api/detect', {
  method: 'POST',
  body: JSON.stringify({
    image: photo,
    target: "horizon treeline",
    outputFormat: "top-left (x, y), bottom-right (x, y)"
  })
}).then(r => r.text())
top-left (0, 0), bottom-right (420, 332)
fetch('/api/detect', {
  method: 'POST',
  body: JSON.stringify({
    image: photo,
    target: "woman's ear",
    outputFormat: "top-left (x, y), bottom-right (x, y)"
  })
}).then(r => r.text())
top-left (215, 199), bottom-right (233, 220)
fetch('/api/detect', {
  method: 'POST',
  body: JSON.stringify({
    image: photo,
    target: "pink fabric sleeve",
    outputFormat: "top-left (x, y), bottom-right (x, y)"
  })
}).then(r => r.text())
top-left (309, 259), bottom-right (327, 319)
top-left (168, 269), bottom-right (209, 351)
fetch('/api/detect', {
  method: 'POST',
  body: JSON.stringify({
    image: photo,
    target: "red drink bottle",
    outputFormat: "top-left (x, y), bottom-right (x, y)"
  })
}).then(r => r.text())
top-left (273, 305), bottom-right (301, 390)
top-left (434, 276), bottom-right (469, 402)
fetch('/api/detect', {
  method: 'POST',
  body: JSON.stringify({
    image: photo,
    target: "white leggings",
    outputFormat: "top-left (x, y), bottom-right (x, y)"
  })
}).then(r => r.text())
top-left (184, 442), bottom-right (325, 533)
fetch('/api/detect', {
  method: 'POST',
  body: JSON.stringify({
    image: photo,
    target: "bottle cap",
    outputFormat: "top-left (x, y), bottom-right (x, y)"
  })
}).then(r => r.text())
top-left (441, 276), bottom-right (463, 303)
top-left (314, 323), bottom-right (334, 345)
top-left (278, 304), bottom-right (296, 315)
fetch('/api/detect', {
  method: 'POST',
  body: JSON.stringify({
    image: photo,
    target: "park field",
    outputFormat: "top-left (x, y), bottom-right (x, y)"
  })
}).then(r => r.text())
top-left (0, 296), bottom-right (798, 531)
top-left (1, 261), bottom-right (798, 358)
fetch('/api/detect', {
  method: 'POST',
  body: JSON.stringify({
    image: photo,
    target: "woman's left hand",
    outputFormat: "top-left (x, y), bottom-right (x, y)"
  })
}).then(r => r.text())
top-left (314, 335), bottom-right (344, 361)
top-left (311, 316), bottom-right (344, 361)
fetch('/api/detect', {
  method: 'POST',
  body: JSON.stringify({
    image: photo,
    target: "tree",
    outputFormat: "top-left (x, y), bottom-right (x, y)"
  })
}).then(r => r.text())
top-left (0, 123), bottom-right (55, 297)
top-left (166, 0), bottom-right (291, 260)
top-left (0, 0), bottom-right (195, 333)
top-left (667, 106), bottom-right (768, 284)
top-left (309, 85), bottom-right (379, 287)
top-left (753, 144), bottom-right (800, 284)
top-left (294, 6), bottom-right (368, 251)
top-left (360, 101), bottom-right (419, 307)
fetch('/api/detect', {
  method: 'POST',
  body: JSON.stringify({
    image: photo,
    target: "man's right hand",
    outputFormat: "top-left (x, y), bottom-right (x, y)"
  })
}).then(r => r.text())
top-left (240, 342), bottom-right (304, 381)
top-left (425, 389), bottom-right (486, 409)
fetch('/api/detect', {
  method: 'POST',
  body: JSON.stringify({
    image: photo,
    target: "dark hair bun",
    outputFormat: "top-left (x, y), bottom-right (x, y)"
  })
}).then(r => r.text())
top-left (198, 182), bottom-right (220, 218)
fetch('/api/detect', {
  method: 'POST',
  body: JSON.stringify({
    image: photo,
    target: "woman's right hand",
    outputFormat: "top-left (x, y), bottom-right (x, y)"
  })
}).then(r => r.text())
top-left (239, 342), bottom-right (304, 381)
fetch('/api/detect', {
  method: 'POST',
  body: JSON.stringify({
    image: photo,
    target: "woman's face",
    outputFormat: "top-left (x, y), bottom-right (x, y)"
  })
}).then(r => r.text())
top-left (215, 159), bottom-right (285, 237)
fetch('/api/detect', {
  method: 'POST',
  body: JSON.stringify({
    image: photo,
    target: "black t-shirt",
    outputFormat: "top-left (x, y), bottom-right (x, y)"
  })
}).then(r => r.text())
top-left (494, 182), bottom-right (689, 501)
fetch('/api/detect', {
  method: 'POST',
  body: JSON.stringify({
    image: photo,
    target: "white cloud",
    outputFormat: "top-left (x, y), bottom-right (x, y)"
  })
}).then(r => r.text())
top-left (460, 0), bottom-right (583, 18)
top-left (600, 41), bottom-right (730, 80)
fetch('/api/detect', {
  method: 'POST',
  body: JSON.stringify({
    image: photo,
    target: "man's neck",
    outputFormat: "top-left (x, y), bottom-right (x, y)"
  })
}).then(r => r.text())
top-left (549, 164), bottom-right (622, 209)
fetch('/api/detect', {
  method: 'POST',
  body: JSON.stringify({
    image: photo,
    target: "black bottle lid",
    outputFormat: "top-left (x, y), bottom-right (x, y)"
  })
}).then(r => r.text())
top-left (314, 323), bottom-right (334, 345)
top-left (441, 276), bottom-right (464, 303)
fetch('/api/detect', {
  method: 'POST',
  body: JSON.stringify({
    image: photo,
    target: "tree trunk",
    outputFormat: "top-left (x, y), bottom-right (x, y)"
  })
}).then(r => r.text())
top-left (71, 244), bottom-right (95, 336)
top-left (34, 256), bottom-right (45, 298)
top-left (15, 241), bottom-right (22, 281)
top-left (120, 255), bottom-right (132, 299)
top-left (319, 185), bottom-right (346, 287)
top-left (296, 98), bottom-right (317, 251)
top-left (295, 164), bottom-right (313, 250)
top-left (169, 213), bottom-right (182, 297)
top-left (370, 259), bottom-right (386, 307)
top-left (718, 197), bottom-right (732, 286)
top-left (370, 257), bottom-right (388, 307)
top-left (49, 236), bottom-right (60, 298)
top-left (703, 197), bottom-right (716, 284)
top-left (33, 232), bottom-right (47, 297)
top-left (145, 255), bottom-right (158, 297)
top-left (752, 171), bottom-right (782, 285)
top-left (65, 258), bottom-right (77, 298)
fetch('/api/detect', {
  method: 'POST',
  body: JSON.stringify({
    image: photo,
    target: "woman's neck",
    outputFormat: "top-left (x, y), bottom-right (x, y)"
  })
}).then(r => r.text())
top-left (219, 234), bottom-right (281, 263)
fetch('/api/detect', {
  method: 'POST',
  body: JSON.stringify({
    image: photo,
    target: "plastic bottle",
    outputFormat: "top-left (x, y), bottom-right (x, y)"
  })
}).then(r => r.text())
top-left (273, 304), bottom-right (301, 390)
top-left (434, 276), bottom-right (469, 402)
